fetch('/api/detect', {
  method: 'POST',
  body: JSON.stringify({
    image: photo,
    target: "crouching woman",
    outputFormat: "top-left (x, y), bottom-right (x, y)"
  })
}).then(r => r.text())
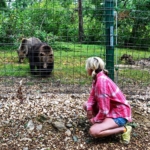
top-left (83, 57), bottom-right (132, 144)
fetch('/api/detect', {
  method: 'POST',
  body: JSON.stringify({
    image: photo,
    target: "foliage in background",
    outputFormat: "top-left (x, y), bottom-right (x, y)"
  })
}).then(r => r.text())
top-left (0, 0), bottom-right (105, 44)
top-left (0, 0), bottom-right (150, 50)
top-left (117, 0), bottom-right (150, 50)
top-left (0, 0), bottom-right (6, 9)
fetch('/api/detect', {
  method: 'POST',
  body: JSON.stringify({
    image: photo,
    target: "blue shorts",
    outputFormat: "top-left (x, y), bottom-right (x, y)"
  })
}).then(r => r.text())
top-left (113, 117), bottom-right (127, 127)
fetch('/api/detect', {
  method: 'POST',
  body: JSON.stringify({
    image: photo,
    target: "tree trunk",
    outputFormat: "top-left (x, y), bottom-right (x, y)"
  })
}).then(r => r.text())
top-left (78, 0), bottom-right (84, 42)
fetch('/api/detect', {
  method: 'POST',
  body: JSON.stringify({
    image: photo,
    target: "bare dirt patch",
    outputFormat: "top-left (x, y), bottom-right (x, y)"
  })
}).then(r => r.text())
top-left (0, 77), bottom-right (150, 150)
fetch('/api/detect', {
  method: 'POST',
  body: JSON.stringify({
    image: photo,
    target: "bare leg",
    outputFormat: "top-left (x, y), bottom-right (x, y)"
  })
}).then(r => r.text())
top-left (89, 118), bottom-right (125, 138)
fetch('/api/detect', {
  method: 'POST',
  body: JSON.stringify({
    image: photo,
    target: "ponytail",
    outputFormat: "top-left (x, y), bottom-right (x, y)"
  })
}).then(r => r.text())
top-left (92, 70), bottom-right (96, 79)
top-left (103, 69), bottom-right (109, 76)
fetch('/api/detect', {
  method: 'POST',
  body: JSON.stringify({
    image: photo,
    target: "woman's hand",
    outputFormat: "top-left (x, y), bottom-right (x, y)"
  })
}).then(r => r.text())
top-left (87, 110), bottom-right (93, 119)
top-left (89, 118), bottom-right (95, 125)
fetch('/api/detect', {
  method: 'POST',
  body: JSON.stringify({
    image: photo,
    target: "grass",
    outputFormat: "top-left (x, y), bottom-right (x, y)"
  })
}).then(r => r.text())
top-left (0, 42), bottom-right (150, 85)
top-left (118, 69), bottom-right (150, 85)
top-left (115, 47), bottom-right (150, 63)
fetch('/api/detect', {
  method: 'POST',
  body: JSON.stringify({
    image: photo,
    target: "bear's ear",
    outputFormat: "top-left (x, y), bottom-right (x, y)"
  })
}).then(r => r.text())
top-left (22, 38), bottom-right (27, 44)
top-left (42, 45), bottom-right (51, 53)
top-left (20, 38), bottom-right (28, 48)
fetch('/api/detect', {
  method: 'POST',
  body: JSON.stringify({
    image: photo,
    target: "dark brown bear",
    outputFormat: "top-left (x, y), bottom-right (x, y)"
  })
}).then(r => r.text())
top-left (121, 54), bottom-right (135, 65)
top-left (17, 37), bottom-right (41, 63)
top-left (28, 43), bottom-right (54, 77)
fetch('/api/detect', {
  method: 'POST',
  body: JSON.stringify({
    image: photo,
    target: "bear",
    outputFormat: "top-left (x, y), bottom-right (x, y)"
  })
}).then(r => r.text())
top-left (17, 37), bottom-right (41, 63)
top-left (120, 54), bottom-right (135, 65)
top-left (28, 42), bottom-right (54, 77)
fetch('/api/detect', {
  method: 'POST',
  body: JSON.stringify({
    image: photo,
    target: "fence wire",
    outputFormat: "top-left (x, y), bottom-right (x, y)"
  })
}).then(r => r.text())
top-left (0, 0), bottom-right (149, 100)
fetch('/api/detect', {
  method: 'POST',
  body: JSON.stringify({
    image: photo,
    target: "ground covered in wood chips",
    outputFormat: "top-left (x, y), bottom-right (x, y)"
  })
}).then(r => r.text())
top-left (0, 78), bottom-right (150, 150)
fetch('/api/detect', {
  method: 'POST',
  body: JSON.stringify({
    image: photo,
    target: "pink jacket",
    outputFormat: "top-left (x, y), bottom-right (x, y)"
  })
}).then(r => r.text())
top-left (86, 71), bottom-right (132, 123)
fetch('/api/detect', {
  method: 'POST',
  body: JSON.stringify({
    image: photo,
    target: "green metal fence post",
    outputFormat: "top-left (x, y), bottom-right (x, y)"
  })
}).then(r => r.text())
top-left (105, 0), bottom-right (114, 81)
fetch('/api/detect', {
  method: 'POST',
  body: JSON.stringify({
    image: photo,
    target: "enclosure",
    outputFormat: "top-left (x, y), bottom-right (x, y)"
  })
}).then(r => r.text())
top-left (0, 0), bottom-right (149, 93)
top-left (0, 0), bottom-right (150, 150)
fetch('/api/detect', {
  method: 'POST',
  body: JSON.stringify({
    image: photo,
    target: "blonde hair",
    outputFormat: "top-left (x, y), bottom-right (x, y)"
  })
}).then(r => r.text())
top-left (86, 57), bottom-right (108, 79)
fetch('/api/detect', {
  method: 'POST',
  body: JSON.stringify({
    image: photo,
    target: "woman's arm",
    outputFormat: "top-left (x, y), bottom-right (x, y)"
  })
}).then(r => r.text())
top-left (92, 78), bottom-right (110, 123)
top-left (86, 82), bottom-right (96, 111)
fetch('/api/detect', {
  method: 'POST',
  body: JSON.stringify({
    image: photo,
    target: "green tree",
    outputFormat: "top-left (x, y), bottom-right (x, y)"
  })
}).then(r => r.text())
top-left (11, 0), bottom-right (40, 9)
top-left (78, 0), bottom-right (84, 42)
top-left (0, 0), bottom-right (6, 8)
top-left (117, 0), bottom-right (150, 50)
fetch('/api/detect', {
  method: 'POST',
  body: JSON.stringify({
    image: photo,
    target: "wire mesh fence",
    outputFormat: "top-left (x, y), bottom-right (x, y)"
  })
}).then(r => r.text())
top-left (0, 1), bottom-right (150, 149)
top-left (114, 0), bottom-right (150, 100)
top-left (0, 0), bottom-right (150, 98)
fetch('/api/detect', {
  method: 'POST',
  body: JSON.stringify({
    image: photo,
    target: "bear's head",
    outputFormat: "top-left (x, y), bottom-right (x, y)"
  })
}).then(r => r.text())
top-left (17, 38), bottom-right (29, 63)
top-left (38, 45), bottom-right (54, 69)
